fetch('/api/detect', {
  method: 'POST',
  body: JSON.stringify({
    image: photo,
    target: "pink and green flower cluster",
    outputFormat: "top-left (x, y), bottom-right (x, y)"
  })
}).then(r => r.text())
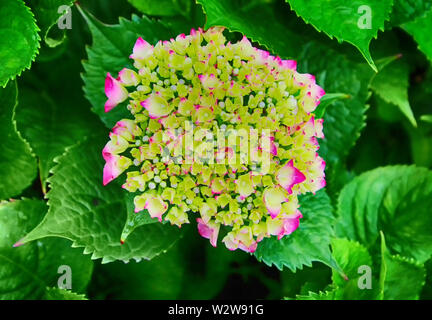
top-left (102, 27), bottom-right (326, 253)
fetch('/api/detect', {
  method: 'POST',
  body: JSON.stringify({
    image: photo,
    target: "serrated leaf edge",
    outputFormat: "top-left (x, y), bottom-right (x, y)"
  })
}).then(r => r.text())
top-left (1, 0), bottom-right (41, 88)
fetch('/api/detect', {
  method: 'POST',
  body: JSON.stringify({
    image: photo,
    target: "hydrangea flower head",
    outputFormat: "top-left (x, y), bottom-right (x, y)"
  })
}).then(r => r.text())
top-left (102, 27), bottom-right (326, 253)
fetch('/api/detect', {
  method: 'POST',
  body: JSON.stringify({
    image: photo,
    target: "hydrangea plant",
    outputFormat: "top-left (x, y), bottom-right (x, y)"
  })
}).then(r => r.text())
top-left (1, 0), bottom-right (432, 301)
top-left (102, 27), bottom-right (326, 252)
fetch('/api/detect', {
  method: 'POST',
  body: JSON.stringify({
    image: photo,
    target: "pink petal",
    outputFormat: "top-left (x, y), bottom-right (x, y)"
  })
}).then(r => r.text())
top-left (103, 158), bottom-right (121, 185)
top-left (144, 196), bottom-right (168, 222)
top-left (104, 73), bottom-right (128, 112)
top-left (129, 37), bottom-right (153, 60)
top-left (176, 33), bottom-right (186, 40)
top-left (141, 95), bottom-right (171, 119)
top-left (222, 232), bottom-right (239, 251)
top-left (280, 59), bottom-right (297, 71)
top-left (263, 187), bottom-right (288, 218)
top-left (303, 116), bottom-right (325, 139)
top-left (270, 141), bottom-right (278, 156)
top-left (210, 178), bottom-right (224, 195)
top-left (276, 160), bottom-right (306, 194)
top-left (102, 133), bottom-right (129, 160)
top-left (118, 68), bottom-right (139, 86)
top-left (239, 241), bottom-right (258, 253)
top-left (315, 118), bottom-right (324, 139)
top-left (309, 83), bottom-right (326, 101)
top-left (267, 210), bottom-right (302, 240)
top-left (112, 119), bottom-right (142, 140)
top-left (281, 211), bottom-right (302, 238)
top-left (197, 218), bottom-right (220, 247)
top-left (198, 73), bottom-right (218, 90)
top-left (103, 154), bottom-right (131, 186)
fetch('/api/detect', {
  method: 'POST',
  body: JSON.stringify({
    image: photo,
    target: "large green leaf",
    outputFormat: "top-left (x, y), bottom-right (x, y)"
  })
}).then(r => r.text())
top-left (406, 67), bottom-right (432, 168)
top-left (298, 44), bottom-right (373, 166)
top-left (330, 238), bottom-right (378, 299)
top-left (15, 31), bottom-right (105, 192)
top-left (91, 222), bottom-right (245, 300)
top-left (27, 0), bottom-right (73, 47)
top-left (79, 4), bottom-right (174, 128)
top-left (197, 0), bottom-right (304, 59)
top-left (15, 85), bottom-right (101, 193)
top-left (297, 235), bottom-right (426, 300)
top-left (296, 239), bottom-right (378, 300)
top-left (90, 224), bottom-right (243, 299)
top-left (298, 44), bottom-right (382, 198)
top-left (335, 165), bottom-right (432, 263)
top-left (127, 0), bottom-right (191, 17)
top-left (0, 0), bottom-right (40, 86)
top-left (379, 232), bottom-right (426, 299)
top-left (89, 244), bottom-right (184, 299)
top-left (281, 263), bottom-right (332, 299)
top-left (0, 199), bottom-right (93, 299)
top-left (19, 136), bottom-right (181, 263)
top-left (389, 0), bottom-right (432, 26)
top-left (0, 81), bottom-right (37, 200)
top-left (370, 59), bottom-right (417, 126)
top-left (254, 190), bottom-right (341, 273)
top-left (403, 9), bottom-right (432, 63)
top-left (285, 0), bottom-right (394, 70)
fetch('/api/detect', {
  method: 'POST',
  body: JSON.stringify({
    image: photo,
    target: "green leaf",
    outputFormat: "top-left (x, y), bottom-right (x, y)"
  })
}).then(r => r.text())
top-left (294, 287), bottom-right (343, 300)
top-left (89, 244), bottom-right (184, 299)
top-left (0, 81), bottom-right (37, 200)
top-left (335, 165), bottom-right (432, 263)
top-left (406, 68), bottom-right (432, 168)
top-left (15, 31), bottom-right (106, 192)
top-left (374, 95), bottom-right (405, 123)
top-left (420, 114), bottom-right (432, 123)
top-left (313, 93), bottom-right (351, 119)
top-left (0, 199), bottom-right (93, 299)
top-left (27, 0), bottom-right (73, 47)
top-left (403, 9), bottom-right (432, 63)
top-left (409, 126), bottom-right (432, 168)
top-left (197, 0), bottom-right (304, 59)
top-left (0, 0), bottom-right (40, 86)
top-left (19, 136), bottom-right (181, 263)
top-left (254, 190), bottom-right (341, 273)
top-left (177, 226), bottom-right (247, 299)
top-left (285, 0), bottom-right (394, 71)
top-left (90, 225), bottom-right (242, 299)
top-left (370, 59), bottom-right (417, 127)
top-left (79, 4), bottom-right (174, 128)
top-left (15, 86), bottom-right (102, 193)
top-left (297, 44), bottom-right (376, 197)
top-left (421, 259), bottom-right (432, 299)
top-left (389, 0), bottom-right (432, 26)
top-left (120, 191), bottom-right (157, 243)
top-left (44, 287), bottom-right (88, 300)
top-left (281, 263), bottom-right (332, 298)
top-left (127, 0), bottom-right (190, 17)
top-left (299, 45), bottom-right (373, 166)
top-left (331, 238), bottom-right (378, 299)
top-left (379, 232), bottom-right (426, 299)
